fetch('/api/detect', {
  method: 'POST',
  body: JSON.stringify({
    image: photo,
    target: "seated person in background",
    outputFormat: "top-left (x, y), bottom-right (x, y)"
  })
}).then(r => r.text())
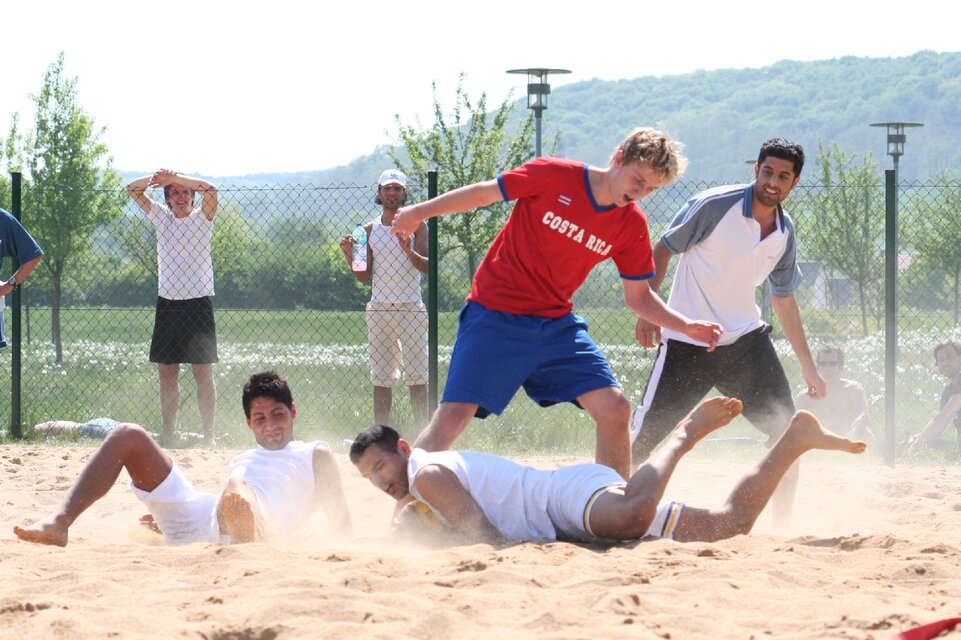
top-left (349, 398), bottom-right (866, 546)
top-left (14, 371), bottom-right (352, 547)
top-left (909, 340), bottom-right (961, 451)
top-left (796, 346), bottom-right (873, 446)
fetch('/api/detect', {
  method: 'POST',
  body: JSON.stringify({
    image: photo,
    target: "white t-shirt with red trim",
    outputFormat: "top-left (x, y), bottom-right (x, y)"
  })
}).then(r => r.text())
top-left (468, 157), bottom-right (655, 318)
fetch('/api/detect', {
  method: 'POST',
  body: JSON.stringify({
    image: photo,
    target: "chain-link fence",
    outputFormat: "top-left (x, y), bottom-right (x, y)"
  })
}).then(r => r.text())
top-left (3, 175), bottom-right (960, 459)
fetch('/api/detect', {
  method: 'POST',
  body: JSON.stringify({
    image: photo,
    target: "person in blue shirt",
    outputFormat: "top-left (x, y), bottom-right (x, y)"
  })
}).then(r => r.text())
top-left (0, 207), bottom-right (44, 348)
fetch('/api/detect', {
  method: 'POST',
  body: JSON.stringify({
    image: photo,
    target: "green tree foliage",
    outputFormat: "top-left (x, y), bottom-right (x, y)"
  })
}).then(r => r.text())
top-left (389, 75), bottom-right (535, 280)
top-left (805, 142), bottom-right (883, 335)
top-left (0, 119), bottom-right (15, 208)
top-left (213, 217), bottom-right (367, 310)
top-left (904, 172), bottom-right (961, 324)
top-left (110, 212), bottom-right (157, 277)
top-left (5, 53), bottom-right (124, 363)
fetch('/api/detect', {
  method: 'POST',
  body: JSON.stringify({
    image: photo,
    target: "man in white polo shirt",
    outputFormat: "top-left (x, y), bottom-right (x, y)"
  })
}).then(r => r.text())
top-left (340, 169), bottom-right (429, 428)
top-left (631, 138), bottom-right (825, 524)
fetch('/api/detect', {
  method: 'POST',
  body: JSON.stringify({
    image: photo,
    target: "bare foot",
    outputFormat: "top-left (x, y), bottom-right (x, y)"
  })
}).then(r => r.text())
top-left (782, 410), bottom-right (868, 455)
top-left (218, 492), bottom-right (257, 544)
top-left (139, 513), bottom-right (162, 536)
top-left (673, 396), bottom-right (744, 449)
top-left (13, 516), bottom-right (69, 547)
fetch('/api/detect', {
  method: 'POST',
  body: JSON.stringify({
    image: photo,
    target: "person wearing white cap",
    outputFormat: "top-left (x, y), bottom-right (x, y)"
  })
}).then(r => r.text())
top-left (340, 169), bottom-right (430, 428)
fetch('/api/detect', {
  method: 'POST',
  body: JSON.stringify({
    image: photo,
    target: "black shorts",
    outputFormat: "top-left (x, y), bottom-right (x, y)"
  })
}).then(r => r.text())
top-left (150, 296), bottom-right (218, 365)
top-left (631, 325), bottom-right (795, 460)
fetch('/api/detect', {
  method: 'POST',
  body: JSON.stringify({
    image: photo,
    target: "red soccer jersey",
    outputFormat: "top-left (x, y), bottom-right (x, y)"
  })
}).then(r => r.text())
top-left (468, 157), bottom-right (656, 317)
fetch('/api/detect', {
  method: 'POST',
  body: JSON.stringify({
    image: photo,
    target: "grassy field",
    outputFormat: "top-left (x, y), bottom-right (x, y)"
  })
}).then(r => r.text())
top-left (2, 306), bottom-right (960, 462)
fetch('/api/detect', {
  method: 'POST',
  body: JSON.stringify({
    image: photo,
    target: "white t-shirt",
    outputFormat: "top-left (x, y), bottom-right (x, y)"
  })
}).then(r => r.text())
top-left (148, 201), bottom-right (215, 300)
top-left (227, 440), bottom-right (324, 541)
top-left (661, 184), bottom-right (801, 346)
top-left (369, 215), bottom-right (422, 304)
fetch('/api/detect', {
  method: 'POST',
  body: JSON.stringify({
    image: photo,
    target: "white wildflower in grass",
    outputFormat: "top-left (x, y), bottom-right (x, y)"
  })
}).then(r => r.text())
top-left (3, 307), bottom-right (961, 460)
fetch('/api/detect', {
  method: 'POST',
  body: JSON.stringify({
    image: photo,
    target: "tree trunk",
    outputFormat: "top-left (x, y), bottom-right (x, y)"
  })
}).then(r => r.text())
top-left (52, 259), bottom-right (64, 365)
top-left (954, 264), bottom-right (960, 327)
top-left (858, 281), bottom-right (869, 337)
top-left (467, 251), bottom-right (478, 282)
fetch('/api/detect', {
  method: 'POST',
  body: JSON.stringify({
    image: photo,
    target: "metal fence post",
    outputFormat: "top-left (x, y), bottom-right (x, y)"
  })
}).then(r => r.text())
top-left (884, 169), bottom-right (896, 466)
top-left (10, 172), bottom-right (23, 439)
top-left (427, 171), bottom-right (439, 415)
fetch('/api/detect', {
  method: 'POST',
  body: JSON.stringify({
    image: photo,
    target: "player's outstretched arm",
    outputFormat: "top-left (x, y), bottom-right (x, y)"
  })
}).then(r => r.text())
top-left (624, 279), bottom-right (721, 350)
top-left (391, 180), bottom-right (502, 237)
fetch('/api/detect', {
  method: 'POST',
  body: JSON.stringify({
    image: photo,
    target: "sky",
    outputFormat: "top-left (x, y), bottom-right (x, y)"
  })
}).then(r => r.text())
top-left (1, 0), bottom-right (957, 177)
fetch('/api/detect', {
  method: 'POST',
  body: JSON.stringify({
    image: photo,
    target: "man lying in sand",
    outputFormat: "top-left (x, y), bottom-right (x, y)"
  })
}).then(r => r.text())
top-left (350, 397), bottom-right (866, 544)
top-left (14, 371), bottom-right (352, 547)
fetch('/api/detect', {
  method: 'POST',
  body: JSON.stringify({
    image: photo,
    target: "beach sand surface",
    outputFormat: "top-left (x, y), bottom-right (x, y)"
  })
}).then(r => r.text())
top-left (2, 443), bottom-right (960, 639)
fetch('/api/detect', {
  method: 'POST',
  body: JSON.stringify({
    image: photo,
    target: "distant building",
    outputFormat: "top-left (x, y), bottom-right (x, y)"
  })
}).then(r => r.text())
top-left (797, 261), bottom-right (853, 310)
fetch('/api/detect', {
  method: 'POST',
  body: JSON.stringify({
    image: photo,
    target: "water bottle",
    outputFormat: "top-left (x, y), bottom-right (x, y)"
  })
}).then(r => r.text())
top-left (351, 223), bottom-right (368, 271)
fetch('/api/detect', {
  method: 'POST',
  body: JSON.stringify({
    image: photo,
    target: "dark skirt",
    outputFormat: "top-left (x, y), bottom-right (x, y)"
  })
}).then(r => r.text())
top-left (149, 296), bottom-right (218, 364)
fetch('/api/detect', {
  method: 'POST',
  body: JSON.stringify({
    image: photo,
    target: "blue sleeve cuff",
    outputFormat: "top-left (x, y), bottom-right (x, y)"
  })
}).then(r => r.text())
top-left (496, 174), bottom-right (510, 201)
top-left (620, 270), bottom-right (656, 281)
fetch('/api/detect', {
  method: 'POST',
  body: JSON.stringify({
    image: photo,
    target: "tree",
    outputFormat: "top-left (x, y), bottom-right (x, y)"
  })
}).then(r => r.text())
top-left (906, 172), bottom-right (961, 324)
top-left (806, 142), bottom-right (883, 335)
top-left (388, 75), bottom-right (536, 281)
top-left (5, 53), bottom-right (125, 363)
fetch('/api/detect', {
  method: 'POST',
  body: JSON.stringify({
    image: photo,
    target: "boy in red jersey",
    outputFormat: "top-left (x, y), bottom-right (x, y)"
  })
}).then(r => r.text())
top-left (391, 128), bottom-right (722, 478)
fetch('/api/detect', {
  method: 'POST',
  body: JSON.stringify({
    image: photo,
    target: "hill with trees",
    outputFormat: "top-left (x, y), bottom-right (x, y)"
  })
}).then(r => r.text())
top-left (225, 50), bottom-right (958, 186)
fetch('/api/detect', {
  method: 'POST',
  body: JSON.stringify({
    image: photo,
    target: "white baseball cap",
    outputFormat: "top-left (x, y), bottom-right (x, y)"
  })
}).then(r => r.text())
top-left (378, 169), bottom-right (407, 187)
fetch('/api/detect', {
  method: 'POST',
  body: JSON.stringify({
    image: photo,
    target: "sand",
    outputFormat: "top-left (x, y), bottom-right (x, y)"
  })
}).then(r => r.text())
top-left (2, 443), bottom-right (960, 639)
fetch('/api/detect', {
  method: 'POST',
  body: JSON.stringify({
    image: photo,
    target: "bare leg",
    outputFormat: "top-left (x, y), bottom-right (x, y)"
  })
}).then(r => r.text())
top-left (14, 424), bottom-right (172, 547)
top-left (578, 387), bottom-right (634, 479)
top-left (217, 477), bottom-right (261, 544)
top-left (409, 384), bottom-right (429, 430)
top-left (413, 401), bottom-right (477, 452)
top-left (771, 459), bottom-right (798, 528)
top-left (672, 410), bottom-right (867, 543)
top-left (588, 397), bottom-right (743, 539)
top-left (373, 385), bottom-right (393, 425)
top-left (192, 363), bottom-right (217, 442)
top-left (158, 363), bottom-right (181, 445)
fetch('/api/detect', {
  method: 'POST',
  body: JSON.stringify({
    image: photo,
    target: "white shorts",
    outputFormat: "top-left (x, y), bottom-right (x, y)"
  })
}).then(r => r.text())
top-left (365, 301), bottom-right (428, 387)
top-left (545, 463), bottom-right (684, 542)
top-left (545, 464), bottom-right (623, 542)
top-left (129, 461), bottom-right (219, 545)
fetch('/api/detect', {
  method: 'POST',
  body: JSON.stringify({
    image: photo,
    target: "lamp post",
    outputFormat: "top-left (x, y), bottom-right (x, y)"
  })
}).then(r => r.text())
top-left (869, 122), bottom-right (923, 181)
top-left (507, 67), bottom-right (571, 158)
top-left (869, 121), bottom-right (922, 466)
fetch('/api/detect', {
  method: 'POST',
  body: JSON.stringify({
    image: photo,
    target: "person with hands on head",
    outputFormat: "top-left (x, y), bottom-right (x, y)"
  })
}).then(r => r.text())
top-left (340, 169), bottom-right (430, 428)
top-left (390, 128), bottom-right (722, 480)
top-left (127, 169), bottom-right (219, 445)
top-left (0, 207), bottom-right (43, 348)
top-left (630, 138), bottom-right (824, 526)
top-left (350, 398), bottom-right (866, 546)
